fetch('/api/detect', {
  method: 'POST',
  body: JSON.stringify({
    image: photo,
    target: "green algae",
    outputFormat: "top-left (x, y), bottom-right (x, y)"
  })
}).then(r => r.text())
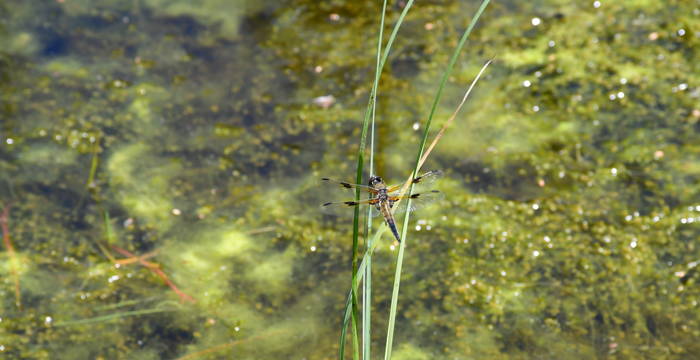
top-left (0, 0), bottom-right (699, 359)
top-left (107, 143), bottom-right (180, 228)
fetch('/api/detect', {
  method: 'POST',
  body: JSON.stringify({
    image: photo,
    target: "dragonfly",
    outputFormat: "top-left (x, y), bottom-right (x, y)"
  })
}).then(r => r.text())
top-left (320, 170), bottom-right (443, 242)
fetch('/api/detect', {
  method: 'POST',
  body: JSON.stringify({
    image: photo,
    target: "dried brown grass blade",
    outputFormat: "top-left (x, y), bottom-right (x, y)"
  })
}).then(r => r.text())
top-left (391, 59), bottom-right (493, 211)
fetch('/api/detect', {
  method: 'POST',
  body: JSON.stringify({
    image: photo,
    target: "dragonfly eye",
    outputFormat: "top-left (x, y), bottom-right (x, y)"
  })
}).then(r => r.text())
top-left (369, 176), bottom-right (382, 186)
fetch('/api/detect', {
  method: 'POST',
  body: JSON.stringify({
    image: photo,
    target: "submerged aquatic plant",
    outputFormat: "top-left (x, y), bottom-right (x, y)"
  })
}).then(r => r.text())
top-left (1, 0), bottom-right (699, 358)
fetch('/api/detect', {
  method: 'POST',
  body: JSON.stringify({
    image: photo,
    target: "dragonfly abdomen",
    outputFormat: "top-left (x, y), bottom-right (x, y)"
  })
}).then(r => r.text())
top-left (379, 200), bottom-right (401, 242)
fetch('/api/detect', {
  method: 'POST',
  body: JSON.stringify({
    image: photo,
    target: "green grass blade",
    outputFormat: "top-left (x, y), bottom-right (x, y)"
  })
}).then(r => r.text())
top-left (363, 1), bottom-right (389, 359)
top-left (341, 225), bottom-right (388, 352)
top-left (340, 1), bottom-right (414, 359)
top-left (383, 1), bottom-right (492, 359)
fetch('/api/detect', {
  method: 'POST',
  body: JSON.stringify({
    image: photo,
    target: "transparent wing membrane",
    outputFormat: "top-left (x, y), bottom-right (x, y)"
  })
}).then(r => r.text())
top-left (386, 170), bottom-right (443, 193)
top-left (319, 177), bottom-right (377, 193)
top-left (320, 198), bottom-right (382, 217)
top-left (390, 190), bottom-right (444, 215)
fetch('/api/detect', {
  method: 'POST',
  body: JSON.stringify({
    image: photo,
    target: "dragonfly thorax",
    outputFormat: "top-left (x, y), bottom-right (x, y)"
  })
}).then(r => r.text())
top-left (375, 189), bottom-right (388, 201)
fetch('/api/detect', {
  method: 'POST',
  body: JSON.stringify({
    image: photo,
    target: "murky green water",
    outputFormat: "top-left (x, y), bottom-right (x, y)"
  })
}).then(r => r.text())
top-left (1, 0), bottom-right (699, 359)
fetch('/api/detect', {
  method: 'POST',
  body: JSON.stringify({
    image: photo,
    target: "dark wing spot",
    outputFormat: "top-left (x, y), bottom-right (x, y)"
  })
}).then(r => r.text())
top-left (322, 202), bottom-right (332, 206)
top-left (321, 178), bottom-right (330, 181)
top-left (412, 170), bottom-right (443, 184)
top-left (344, 201), bottom-right (359, 206)
top-left (340, 182), bottom-right (353, 188)
top-left (410, 193), bottom-right (421, 198)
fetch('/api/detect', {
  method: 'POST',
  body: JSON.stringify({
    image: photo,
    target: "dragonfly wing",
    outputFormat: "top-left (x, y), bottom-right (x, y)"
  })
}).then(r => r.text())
top-left (320, 198), bottom-right (382, 217)
top-left (319, 177), bottom-right (377, 195)
top-left (386, 170), bottom-right (443, 193)
top-left (412, 170), bottom-right (443, 185)
top-left (390, 190), bottom-right (444, 215)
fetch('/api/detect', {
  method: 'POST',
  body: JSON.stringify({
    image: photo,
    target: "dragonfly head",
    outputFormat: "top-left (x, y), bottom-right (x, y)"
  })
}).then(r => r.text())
top-left (368, 176), bottom-right (383, 187)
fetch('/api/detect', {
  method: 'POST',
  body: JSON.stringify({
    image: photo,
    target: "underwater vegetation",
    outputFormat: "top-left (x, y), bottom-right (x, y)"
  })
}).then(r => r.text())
top-left (0, 0), bottom-right (698, 359)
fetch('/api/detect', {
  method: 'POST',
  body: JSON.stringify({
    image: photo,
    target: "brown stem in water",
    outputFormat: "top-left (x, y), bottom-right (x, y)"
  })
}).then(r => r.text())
top-left (111, 245), bottom-right (196, 304)
top-left (1, 203), bottom-right (21, 309)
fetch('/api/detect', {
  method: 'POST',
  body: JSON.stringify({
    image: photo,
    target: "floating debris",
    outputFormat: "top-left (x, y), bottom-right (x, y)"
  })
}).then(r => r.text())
top-left (312, 95), bottom-right (336, 109)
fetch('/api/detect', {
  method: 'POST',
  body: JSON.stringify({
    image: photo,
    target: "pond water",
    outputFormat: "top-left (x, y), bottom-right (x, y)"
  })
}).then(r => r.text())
top-left (1, 0), bottom-right (699, 359)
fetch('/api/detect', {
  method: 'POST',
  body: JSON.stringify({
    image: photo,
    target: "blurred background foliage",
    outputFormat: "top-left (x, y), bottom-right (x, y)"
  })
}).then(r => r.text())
top-left (0, 0), bottom-right (699, 359)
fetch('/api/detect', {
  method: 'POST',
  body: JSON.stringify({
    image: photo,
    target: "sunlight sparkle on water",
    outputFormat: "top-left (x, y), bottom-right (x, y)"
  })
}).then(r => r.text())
top-left (533, 250), bottom-right (540, 257)
top-left (678, 29), bottom-right (686, 36)
top-left (593, 1), bottom-right (601, 8)
top-left (310, 246), bottom-right (317, 252)
top-left (412, 122), bottom-right (420, 131)
top-left (5, 138), bottom-right (13, 145)
top-left (532, 105), bottom-right (540, 112)
top-left (531, 17), bottom-right (541, 26)
top-left (522, 80), bottom-right (531, 87)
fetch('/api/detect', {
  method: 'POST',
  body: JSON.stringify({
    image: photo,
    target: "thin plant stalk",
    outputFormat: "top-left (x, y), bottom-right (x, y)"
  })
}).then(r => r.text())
top-left (363, 1), bottom-right (389, 359)
top-left (54, 307), bottom-right (175, 327)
